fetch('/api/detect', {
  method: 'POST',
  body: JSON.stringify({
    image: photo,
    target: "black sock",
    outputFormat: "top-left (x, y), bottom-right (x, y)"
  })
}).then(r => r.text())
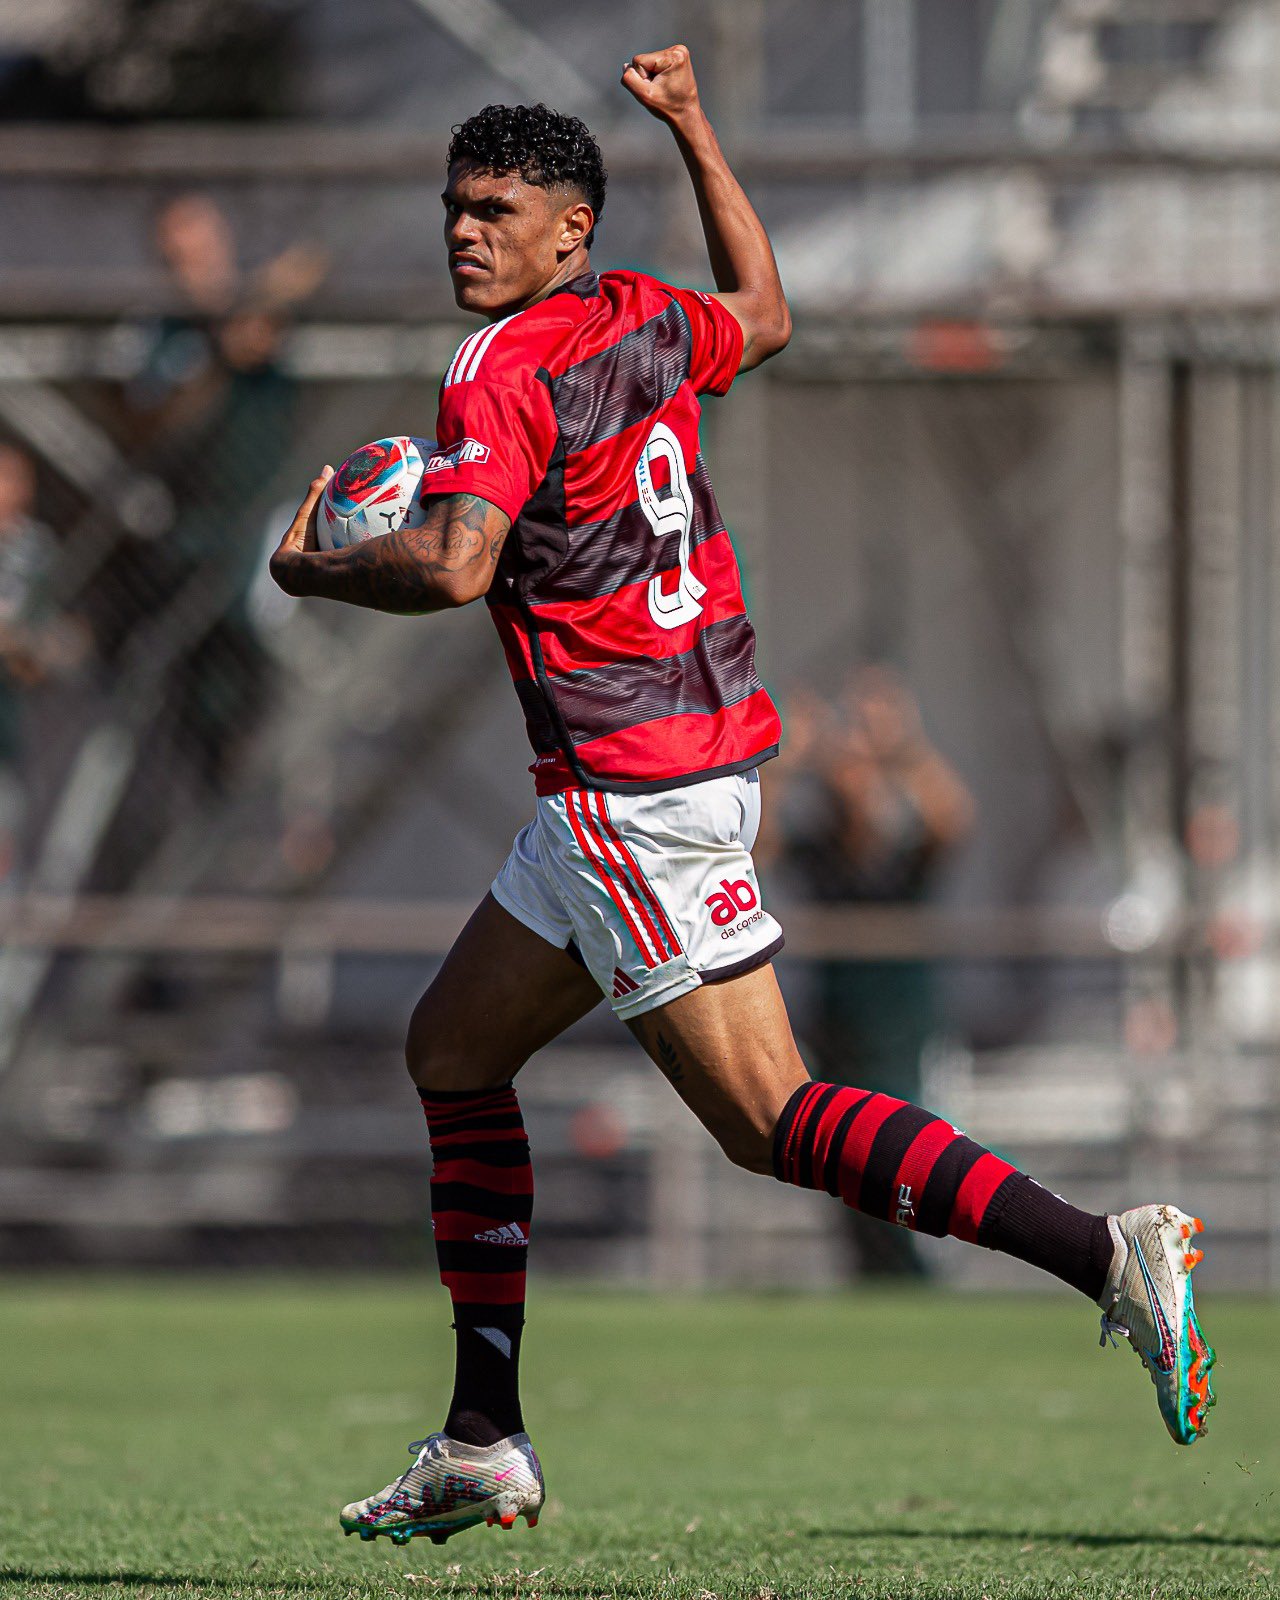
top-left (978, 1173), bottom-right (1115, 1301)
top-left (445, 1319), bottom-right (525, 1446)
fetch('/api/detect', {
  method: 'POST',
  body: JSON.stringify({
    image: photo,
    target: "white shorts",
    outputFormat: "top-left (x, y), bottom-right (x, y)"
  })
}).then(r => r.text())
top-left (491, 769), bottom-right (785, 1021)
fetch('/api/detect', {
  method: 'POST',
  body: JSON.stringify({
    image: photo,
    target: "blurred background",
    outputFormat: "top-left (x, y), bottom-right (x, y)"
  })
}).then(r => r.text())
top-left (0, 0), bottom-right (1277, 1294)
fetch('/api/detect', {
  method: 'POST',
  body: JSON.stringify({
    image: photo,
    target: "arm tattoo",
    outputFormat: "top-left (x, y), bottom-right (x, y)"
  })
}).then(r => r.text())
top-left (298, 493), bottom-right (510, 614)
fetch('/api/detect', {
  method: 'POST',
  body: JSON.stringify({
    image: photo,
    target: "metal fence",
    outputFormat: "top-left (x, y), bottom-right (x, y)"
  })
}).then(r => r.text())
top-left (0, 315), bottom-right (1276, 1290)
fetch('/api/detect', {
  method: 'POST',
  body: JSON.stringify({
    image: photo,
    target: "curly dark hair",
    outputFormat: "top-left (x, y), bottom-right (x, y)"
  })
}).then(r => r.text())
top-left (447, 103), bottom-right (606, 248)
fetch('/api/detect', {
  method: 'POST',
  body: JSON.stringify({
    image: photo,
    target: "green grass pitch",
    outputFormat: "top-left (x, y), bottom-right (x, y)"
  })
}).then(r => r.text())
top-left (1, 1279), bottom-right (1276, 1599)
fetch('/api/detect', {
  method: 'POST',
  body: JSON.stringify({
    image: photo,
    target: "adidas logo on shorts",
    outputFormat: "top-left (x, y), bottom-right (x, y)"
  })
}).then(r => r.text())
top-left (612, 968), bottom-right (640, 998)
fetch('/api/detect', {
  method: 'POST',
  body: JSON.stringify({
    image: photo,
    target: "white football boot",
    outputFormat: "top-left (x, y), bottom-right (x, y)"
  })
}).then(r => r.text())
top-left (1097, 1204), bottom-right (1216, 1445)
top-left (340, 1432), bottom-right (544, 1546)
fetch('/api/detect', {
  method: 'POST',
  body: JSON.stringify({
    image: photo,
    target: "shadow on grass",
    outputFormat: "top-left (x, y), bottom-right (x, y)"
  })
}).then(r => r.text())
top-left (0, 1577), bottom-right (625, 1600)
top-left (809, 1527), bottom-right (1280, 1551)
top-left (0, 1572), bottom-right (320, 1593)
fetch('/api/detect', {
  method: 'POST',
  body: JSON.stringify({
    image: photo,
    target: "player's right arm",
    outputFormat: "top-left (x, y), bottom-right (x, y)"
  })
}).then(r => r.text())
top-left (269, 472), bottom-right (511, 614)
top-left (622, 45), bottom-right (791, 372)
top-left (275, 317), bottom-right (552, 612)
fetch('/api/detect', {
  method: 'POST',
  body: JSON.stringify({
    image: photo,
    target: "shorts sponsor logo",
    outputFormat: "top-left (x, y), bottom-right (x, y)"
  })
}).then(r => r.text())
top-left (425, 437), bottom-right (491, 472)
top-left (705, 877), bottom-right (758, 927)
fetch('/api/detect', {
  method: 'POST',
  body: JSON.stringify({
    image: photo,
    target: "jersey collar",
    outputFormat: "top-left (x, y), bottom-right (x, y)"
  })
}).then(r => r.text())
top-left (547, 269), bottom-right (600, 302)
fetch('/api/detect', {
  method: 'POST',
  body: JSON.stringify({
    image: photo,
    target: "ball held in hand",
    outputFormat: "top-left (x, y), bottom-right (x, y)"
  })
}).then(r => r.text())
top-left (319, 436), bottom-right (435, 551)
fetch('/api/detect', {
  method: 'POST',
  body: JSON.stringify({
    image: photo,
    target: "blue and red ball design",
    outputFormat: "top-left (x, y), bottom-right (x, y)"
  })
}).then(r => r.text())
top-left (319, 435), bottom-right (435, 550)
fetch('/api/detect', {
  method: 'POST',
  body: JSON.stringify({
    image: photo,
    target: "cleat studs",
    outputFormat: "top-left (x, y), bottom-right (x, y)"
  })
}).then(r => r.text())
top-left (1193, 1217), bottom-right (1205, 1233)
top-left (500, 1515), bottom-right (517, 1530)
top-left (525, 1514), bottom-right (539, 1528)
top-left (1181, 1223), bottom-right (1191, 1240)
top-left (390, 1529), bottom-right (411, 1546)
top-left (430, 1533), bottom-right (449, 1546)
top-left (359, 1529), bottom-right (377, 1542)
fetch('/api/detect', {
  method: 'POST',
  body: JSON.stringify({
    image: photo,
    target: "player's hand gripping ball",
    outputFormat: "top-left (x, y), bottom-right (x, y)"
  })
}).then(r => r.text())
top-left (318, 436), bottom-right (435, 550)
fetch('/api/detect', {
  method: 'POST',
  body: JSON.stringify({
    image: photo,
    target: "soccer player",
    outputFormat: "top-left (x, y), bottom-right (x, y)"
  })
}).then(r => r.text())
top-left (270, 45), bottom-right (1216, 1548)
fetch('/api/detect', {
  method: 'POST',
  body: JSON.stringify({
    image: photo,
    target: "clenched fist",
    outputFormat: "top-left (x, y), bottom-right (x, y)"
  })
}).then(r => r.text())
top-left (621, 45), bottom-right (701, 125)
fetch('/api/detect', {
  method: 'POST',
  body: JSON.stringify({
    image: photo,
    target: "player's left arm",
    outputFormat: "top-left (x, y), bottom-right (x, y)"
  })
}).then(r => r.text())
top-left (622, 44), bottom-right (791, 372)
top-left (269, 470), bottom-right (511, 614)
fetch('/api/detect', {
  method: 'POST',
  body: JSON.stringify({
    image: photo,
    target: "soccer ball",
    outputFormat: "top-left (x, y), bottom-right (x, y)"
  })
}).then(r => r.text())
top-left (318, 436), bottom-right (435, 551)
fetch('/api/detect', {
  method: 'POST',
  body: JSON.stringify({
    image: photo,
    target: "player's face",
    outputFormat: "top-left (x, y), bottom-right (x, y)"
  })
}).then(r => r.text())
top-left (443, 163), bottom-right (585, 316)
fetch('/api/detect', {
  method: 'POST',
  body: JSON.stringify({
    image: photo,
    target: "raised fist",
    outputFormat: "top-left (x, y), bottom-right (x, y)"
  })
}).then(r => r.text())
top-left (621, 45), bottom-right (700, 124)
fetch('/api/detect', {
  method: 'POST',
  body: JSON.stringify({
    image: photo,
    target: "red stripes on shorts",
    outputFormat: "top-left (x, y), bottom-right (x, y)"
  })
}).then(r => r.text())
top-left (565, 788), bottom-right (682, 970)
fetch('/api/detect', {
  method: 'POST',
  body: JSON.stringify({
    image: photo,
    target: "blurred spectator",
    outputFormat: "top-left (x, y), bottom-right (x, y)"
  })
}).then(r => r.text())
top-left (108, 194), bottom-right (324, 800)
top-left (762, 666), bottom-right (975, 1278)
top-left (0, 444), bottom-right (88, 880)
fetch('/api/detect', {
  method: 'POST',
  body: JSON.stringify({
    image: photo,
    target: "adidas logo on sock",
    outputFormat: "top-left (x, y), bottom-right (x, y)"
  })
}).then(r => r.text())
top-left (473, 1223), bottom-right (527, 1245)
top-left (612, 967), bottom-right (640, 998)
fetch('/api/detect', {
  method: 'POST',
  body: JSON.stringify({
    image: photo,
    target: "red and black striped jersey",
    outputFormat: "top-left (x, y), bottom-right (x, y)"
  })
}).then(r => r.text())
top-left (424, 268), bottom-right (781, 794)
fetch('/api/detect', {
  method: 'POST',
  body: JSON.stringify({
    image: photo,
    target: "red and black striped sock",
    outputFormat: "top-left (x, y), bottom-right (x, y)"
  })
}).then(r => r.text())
top-left (419, 1083), bottom-right (532, 1446)
top-left (772, 1082), bottom-right (1113, 1299)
